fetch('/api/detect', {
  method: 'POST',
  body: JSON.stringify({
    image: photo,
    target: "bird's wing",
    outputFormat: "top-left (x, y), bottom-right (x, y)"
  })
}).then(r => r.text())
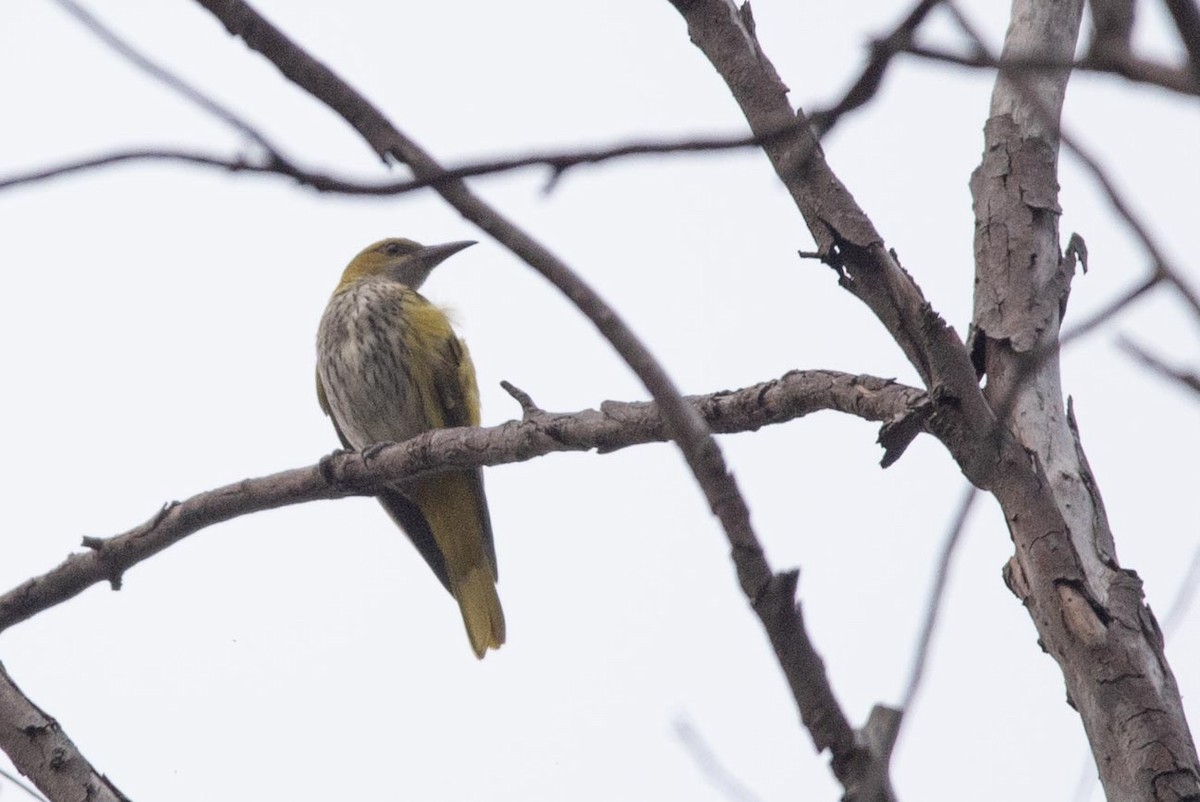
top-left (430, 334), bottom-right (498, 579)
top-left (377, 488), bottom-right (452, 592)
top-left (316, 371), bottom-right (352, 450)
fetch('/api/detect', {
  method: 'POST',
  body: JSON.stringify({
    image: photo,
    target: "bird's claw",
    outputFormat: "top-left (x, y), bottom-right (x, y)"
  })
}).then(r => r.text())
top-left (361, 441), bottom-right (394, 463)
top-left (318, 448), bottom-right (348, 484)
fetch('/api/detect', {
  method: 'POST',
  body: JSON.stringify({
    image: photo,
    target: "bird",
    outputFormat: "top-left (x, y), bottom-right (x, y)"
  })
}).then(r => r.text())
top-left (316, 237), bottom-right (504, 659)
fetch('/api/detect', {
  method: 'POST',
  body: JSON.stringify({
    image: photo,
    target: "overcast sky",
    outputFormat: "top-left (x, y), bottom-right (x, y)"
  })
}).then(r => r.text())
top-left (1, 1), bottom-right (1197, 801)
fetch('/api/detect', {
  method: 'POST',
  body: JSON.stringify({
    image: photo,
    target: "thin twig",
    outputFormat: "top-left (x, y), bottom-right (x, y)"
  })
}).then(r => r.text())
top-left (901, 43), bottom-right (1200, 95)
top-left (0, 150), bottom-right (254, 191)
top-left (0, 129), bottom-right (788, 195)
top-left (899, 485), bottom-right (979, 712)
top-left (810, 0), bottom-right (947, 136)
top-left (1116, 337), bottom-right (1200, 396)
top-left (1059, 274), bottom-right (1161, 346)
top-left (0, 764), bottom-right (50, 802)
top-left (673, 718), bottom-right (763, 802)
top-left (5, 0), bottom-right (958, 200)
top-left (48, 0), bottom-right (281, 158)
top-left (1162, 543), bottom-right (1200, 638)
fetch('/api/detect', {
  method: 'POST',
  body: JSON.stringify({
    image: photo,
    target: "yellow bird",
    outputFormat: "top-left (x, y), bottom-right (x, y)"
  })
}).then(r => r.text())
top-left (316, 237), bottom-right (504, 658)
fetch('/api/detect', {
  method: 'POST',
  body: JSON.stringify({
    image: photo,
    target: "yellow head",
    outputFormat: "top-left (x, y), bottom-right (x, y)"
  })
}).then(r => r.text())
top-left (335, 237), bottom-right (476, 293)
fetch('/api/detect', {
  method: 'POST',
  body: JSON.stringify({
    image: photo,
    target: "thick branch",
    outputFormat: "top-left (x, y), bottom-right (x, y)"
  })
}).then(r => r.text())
top-left (669, 0), bottom-right (1005, 494)
top-left (969, 1), bottom-right (1200, 799)
top-left (0, 371), bottom-right (922, 635)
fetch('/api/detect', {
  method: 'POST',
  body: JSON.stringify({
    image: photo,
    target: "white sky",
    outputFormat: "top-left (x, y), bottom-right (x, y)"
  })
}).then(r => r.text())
top-left (0, 1), bottom-right (1197, 801)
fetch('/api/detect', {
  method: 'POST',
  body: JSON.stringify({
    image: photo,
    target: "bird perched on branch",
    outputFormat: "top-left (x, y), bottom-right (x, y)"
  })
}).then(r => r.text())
top-left (316, 237), bottom-right (504, 659)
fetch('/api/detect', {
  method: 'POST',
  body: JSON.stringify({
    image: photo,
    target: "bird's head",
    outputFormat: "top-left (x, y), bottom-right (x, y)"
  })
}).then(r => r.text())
top-left (336, 237), bottom-right (476, 292)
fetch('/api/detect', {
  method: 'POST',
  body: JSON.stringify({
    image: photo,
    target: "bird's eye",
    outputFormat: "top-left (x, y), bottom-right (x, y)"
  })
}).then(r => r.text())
top-left (384, 242), bottom-right (404, 257)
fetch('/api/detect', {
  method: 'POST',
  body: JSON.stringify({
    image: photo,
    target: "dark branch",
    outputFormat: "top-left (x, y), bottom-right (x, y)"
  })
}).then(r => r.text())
top-left (1162, 0), bottom-right (1200, 77)
top-left (49, 0), bottom-right (281, 157)
top-left (810, 0), bottom-right (947, 137)
top-left (0, 130), bottom-right (788, 196)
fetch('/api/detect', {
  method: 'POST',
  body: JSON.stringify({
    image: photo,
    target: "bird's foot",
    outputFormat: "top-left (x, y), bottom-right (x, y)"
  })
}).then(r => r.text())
top-left (318, 448), bottom-right (348, 484)
top-left (361, 441), bottom-right (395, 463)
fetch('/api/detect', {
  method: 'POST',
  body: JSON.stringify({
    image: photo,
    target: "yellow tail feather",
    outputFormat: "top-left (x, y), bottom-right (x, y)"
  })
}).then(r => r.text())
top-left (455, 565), bottom-right (506, 659)
top-left (404, 472), bottom-right (503, 658)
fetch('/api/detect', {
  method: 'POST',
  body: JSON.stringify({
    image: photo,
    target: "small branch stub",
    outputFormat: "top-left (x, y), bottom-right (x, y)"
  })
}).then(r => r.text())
top-left (500, 380), bottom-right (543, 420)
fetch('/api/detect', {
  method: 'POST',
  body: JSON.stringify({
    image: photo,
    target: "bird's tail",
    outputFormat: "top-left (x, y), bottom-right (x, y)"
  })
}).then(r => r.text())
top-left (454, 565), bottom-right (506, 659)
top-left (404, 471), bottom-right (505, 659)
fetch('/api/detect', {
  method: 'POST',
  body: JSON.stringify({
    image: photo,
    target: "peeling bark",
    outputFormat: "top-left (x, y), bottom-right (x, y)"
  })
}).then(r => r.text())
top-left (971, 2), bottom-right (1200, 799)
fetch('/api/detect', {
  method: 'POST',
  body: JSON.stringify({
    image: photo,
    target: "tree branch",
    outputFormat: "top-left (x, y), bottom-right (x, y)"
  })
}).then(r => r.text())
top-left (1117, 337), bottom-right (1200, 396)
top-left (962, 0), bottom-right (1200, 797)
top-left (947, 3), bottom-right (1200, 322)
top-left (901, 43), bottom-right (1200, 96)
top-left (899, 485), bottom-right (979, 713)
top-left (0, 133), bottom-right (785, 196)
top-left (0, 370), bottom-right (923, 635)
top-left (0, 662), bottom-right (128, 802)
top-left (808, 0), bottom-right (947, 137)
top-left (1163, 0), bottom-right (1200, 77)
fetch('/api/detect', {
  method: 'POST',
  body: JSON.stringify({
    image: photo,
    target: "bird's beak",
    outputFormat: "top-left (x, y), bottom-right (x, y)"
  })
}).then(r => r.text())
top-left (419, 240), bottom-right (477, 268)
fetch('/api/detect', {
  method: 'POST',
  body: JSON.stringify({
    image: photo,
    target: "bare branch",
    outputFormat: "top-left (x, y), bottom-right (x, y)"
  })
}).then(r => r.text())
top-left (48, 0), bottom-right (280, 158)
top-left (901, 43), bottom-right (1200, 95)
top-left (949, 4), bottom-right (1200, 322)
top-left (1117, 337), bottom-right (1200, 396)
top-left (1059, 273), bottom-right (1160, 345)
top-left (1162, 544), bottom-right (1200, 639)
top-left (674, 717), bottom-right (763, 802)
top-left (0, 131), bottom-right (779, 196)
top-left (899, 485), bottom-right (979, 712)
top-left (4, 0), bottom-right (955, 201)
top-left (809, 0), bottom-right (947, 137)
top-left (1088, 0), bottom-right (1137, 57)
top-left (5, 1), bottom-right (956, 200)
top-left (0, 149), bottom-right (260, 191)
top-left (959, 0), bottom-right (1200, 796)
top-left (1163, 0), bottom-right (1200, 75)
top-left (0, 764), bottom-right (48, 802)
top-left (1072, 540), bottom-right (1200, 802)
top-left (0, 370), bottom-right (923, 634)
top-left (0, 663), bottom-right (128, 802)
top-left (665, 2), bottom-right (980, 796)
